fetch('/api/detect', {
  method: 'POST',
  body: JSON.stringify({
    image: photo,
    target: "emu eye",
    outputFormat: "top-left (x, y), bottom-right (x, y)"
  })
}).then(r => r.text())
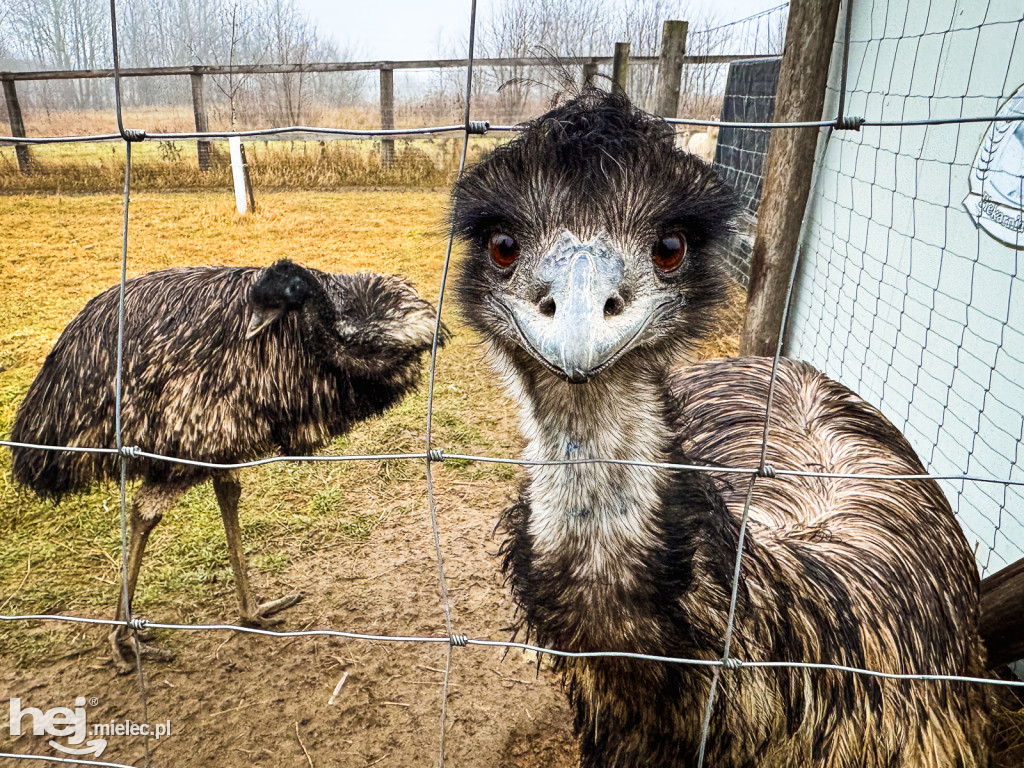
top-left (488, 233), bottom-right (520, 269)
top-left (653, 234), bottom-right (687, 272)
top-left (284, 276), bottom-right (307, 302)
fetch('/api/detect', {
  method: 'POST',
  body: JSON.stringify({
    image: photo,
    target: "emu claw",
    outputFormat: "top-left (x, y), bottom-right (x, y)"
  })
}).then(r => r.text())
top-left (109, 629), bottom-right (175, 675)
top-left (242, 593), bottom-right (304, 628)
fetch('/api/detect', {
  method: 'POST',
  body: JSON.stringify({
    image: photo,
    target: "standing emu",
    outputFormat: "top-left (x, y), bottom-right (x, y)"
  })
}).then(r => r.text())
top-left (11, 260), bottom-right (443, 671)
top-left (452, 91), bottom-right (990, 767)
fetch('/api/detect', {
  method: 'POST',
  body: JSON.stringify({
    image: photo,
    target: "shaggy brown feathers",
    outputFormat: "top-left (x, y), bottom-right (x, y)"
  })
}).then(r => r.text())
top-left (11, 261), bottom-right (441, 493)
top-left (453, 91), bottom-right (990, 767)
top-left (10, 259), bottom-right (443, 669)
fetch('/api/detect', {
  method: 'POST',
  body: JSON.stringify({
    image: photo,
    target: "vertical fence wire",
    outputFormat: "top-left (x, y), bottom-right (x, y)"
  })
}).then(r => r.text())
top-left (696, 2), bottom-right (852, 762)
top-left (108, 0), bottom-right (152, 765)
top-left (423, 0), bottom-right (480, 764)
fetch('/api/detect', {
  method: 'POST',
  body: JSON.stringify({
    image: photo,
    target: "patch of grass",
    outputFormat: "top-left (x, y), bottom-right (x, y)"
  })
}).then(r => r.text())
top-left (336, 511), bottom-right (380, 543)
top-left (308, 487), bottom-right (346, 518)
top-left (253, 551), bottom-right (290, 575)
top-left (0, 624), bottom-right (86, 668)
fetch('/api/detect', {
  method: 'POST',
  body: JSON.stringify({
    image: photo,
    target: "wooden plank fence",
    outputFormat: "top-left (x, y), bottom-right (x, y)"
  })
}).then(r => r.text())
top-left (1, 22), bottom-right (759, 173)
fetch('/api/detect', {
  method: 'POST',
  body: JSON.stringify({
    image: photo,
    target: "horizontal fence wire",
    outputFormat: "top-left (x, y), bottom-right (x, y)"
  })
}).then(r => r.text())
top-left (0, 753), bottom-right (144, 768)
top-left (2, 613), bottom-right (1023, 689)
top-left (2, 440), bottom-right (1023, 487)
top-left (4, 112), bottom-right (1024, 146)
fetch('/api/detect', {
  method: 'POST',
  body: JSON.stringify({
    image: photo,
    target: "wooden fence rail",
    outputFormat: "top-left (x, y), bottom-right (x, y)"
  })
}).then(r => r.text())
top-left (2, 25), bottom-right (762, 174)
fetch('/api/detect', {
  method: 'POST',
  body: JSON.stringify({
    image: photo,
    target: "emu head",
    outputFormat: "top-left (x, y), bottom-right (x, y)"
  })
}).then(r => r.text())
top-left (249, 259), bottom-right (445, 377)
top-left (452, 90), bottom-right (738, 383)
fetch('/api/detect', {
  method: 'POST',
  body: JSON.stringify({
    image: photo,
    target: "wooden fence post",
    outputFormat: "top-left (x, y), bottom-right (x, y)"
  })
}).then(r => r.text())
top-left (380, 67), bottom-right (395, 168)
top-left (190, 68), bottom-right (211, 171)
top-left (612, 43), bottom-right (630, 95)
top-left (981, 556), bottom-right (1024, 668)
top-left (739, 0), bottom-right (842, 357)
top-left (239, 142), bottom-right (256, 213)
top-left (2, 74), bottom-right (31, 175)
top-left (582, 60), bottom-right (598, 86)
top-left (655, 20), bottom-right (688, 118)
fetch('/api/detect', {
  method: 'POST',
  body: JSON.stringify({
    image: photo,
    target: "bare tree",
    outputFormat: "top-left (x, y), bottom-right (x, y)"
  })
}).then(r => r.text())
top-left (3, 0), bottom-right (109, 109)
top-left (0, 0), bottom-right (366, 120)
top-left (202, 2), bottom-right (262, 128)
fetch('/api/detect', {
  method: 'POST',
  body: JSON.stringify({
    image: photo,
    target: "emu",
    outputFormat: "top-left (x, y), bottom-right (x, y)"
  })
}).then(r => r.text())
top-left (451, 90), bottom-right (990, 767)
top-left (11, 260), bottom-right (443, 672)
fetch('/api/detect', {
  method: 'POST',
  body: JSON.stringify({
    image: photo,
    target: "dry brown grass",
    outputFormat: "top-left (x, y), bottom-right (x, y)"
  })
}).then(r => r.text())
top-left (11, 103), bottom-right (442, 138)
top-left (1, 102), bottom-right (500, 194)
top-left (0, 137), bottom-right (500, 194)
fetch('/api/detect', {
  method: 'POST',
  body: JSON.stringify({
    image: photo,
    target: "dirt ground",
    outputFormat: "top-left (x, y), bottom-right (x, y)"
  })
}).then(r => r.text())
top-left (1, 473), bottom-right (579, 767)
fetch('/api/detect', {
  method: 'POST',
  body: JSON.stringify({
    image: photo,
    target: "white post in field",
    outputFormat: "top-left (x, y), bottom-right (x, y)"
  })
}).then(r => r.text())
top-left (229, 136), bottom-right (248, 214)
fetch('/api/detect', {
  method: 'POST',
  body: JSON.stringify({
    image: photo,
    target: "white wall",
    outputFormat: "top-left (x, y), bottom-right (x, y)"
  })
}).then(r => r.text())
top-left (788, 0), bottom-right (1024, 576)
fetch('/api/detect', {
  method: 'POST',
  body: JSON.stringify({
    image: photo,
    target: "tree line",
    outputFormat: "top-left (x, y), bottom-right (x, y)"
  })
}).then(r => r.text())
top-left (0, 0), bottom-right (785, 127)
top-left (0, 0), bottom-right (360, 124)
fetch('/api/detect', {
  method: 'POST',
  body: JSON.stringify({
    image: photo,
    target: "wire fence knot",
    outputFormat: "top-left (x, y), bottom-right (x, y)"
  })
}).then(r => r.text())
top-left (449, 633), bottom-right (468, 647)
top-left (466, 121), bottom-right (489, 135)
top-left (757, 463), bottom-right (777, 479)
top-left (119, 128), bottom-right (147, 142)
top-left (126, 617), bottom-right (148, 631)
top-left (428, 448), bottom-right (445, 463)
top-left (721, 657), bottom-right (743, 671)
top-left (119, 445), bottom-right (142, 459)
top-left (834, 116), bottom-right (865, 131)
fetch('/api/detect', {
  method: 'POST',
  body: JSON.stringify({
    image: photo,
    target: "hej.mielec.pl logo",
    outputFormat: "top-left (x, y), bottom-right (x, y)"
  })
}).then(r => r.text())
top-left (9, 696), bottom-right (171, 757)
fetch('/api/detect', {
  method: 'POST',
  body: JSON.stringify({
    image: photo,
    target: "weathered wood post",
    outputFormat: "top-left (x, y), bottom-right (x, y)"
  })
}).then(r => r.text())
top-left (739, 0), bottom-right (842, 356)
top-left (380, 67), bottom-right (395, 168)
top-left (228, 136), bottom-right (257, 214)
top-left (239, 142), bottom-right (256, 213)
top-left (612, 43), bottom-right (630, 95)
top-left (582, 60), bottom-right (598, 86)
top-left (655, 20), bottom-right (688, 118)
top-left (2, 73), bottom-right (31, 174)
top-left (981, 556), bottom-right (1024, 668)
top-left (190, 67), bottom-right (211, 171)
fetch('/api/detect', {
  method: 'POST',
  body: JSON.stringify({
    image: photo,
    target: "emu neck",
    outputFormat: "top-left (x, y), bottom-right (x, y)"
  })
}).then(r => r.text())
top-left (299, 285), bottom-right (340, 362)
top-left (513, 360), bottom-right (674, 572)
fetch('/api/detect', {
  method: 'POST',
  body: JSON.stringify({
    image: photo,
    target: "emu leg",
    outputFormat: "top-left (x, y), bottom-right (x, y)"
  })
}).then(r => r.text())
top-left (213, 474), bottom-right (303, 628)
top-left (110, 481), bottom-right (184, 674)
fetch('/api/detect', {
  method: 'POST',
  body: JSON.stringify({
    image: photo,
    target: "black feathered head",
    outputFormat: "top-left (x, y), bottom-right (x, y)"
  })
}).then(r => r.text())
top-left (249, 259), bottom-right (446, 377)
top-left (451, 89), bottom-right (738, 383)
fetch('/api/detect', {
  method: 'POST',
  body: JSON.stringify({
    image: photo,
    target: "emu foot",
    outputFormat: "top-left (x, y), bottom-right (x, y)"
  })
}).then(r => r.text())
top-left (241, 592), bottom-right (304, 629)
top-left (109, 628), bottom-right (175, 675)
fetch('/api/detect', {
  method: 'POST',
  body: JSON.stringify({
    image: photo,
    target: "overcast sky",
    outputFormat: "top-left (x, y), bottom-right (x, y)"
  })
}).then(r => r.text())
top-left (292, 0), bottom-right (786, 60)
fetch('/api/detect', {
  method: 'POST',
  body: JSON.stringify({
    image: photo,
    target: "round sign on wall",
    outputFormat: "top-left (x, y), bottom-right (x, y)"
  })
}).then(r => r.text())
top-left (964, 84), bottom-right (1024, 249)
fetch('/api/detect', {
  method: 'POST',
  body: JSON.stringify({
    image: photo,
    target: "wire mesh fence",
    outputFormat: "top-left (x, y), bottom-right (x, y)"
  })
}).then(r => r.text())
top-left (787, 0), bottom-right (1024, 579)
top-left (2, 0), bottom-right (1024, 766)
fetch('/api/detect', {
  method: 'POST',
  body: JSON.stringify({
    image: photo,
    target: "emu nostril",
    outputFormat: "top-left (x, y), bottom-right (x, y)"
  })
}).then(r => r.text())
top-left (538, 296), bottom-right (556, 317)
top-left (604, 294), bottom-right (624, 317)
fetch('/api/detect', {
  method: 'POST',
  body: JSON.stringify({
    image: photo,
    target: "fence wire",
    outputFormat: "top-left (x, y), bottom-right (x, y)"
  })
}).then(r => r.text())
top-left (3, 0), bottom-right (1024, 766)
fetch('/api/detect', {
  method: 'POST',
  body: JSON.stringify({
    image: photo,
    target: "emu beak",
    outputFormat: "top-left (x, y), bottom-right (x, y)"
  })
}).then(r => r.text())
top-left (504, 232), bottom-right (653, 383)
top-left (246, 306), bottom-right (284, 339)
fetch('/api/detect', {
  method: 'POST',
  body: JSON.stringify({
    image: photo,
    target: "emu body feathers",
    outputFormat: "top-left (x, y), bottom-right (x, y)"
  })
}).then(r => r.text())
top-left (453, 91), bottom-right (989, 767)
top-left (12, 262), bottom-right (439, 493)
top-left (11, 260), bottom-right (441, 670)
